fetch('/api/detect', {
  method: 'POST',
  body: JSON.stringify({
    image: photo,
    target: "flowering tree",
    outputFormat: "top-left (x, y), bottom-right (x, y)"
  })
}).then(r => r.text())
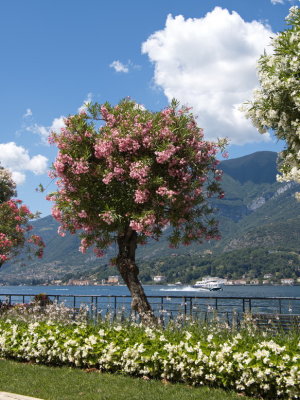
top-left (48, 99), bottom-right (225, 321)
top-left (0, 166), bottom-right (45, 267)
top-left (0, 164), bottom-right (16, 203)
top-left (243, 6), bottom-right (300, 198)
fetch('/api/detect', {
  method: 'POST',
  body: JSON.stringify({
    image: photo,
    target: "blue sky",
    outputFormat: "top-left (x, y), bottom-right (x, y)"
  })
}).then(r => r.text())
top-left (0, 0), bottom-right (297, 217)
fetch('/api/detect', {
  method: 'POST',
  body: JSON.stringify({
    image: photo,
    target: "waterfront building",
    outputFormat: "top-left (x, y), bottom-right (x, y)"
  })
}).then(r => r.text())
top-left (153, 275), bottom-right (166, 283)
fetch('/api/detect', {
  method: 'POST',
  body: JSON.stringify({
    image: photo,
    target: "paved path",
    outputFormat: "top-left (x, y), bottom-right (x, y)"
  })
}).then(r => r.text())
top-left (0, 393), bottom-right (43, 400)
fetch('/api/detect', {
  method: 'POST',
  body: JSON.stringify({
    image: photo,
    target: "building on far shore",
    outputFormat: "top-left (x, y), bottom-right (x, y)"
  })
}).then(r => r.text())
top-left (153, 275), bottom-right (166, 283)
top-left (67, 279), bottom-right (93, 286)
top-left (263, 274), bottom-right (272, 279)
top-left (250, 279), bottom-right (260, 285)
top-left (107, 275), bottom-right (120, 285)
top-left (280, 278), bottom-right (295, 285)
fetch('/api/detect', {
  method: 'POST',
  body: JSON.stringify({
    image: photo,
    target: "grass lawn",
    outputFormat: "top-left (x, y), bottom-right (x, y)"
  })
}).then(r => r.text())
top-left (0, 358), bottom-right (257, 400)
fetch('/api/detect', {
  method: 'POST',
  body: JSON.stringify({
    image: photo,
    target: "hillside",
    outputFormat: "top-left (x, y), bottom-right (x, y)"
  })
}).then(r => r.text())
top-left (1, 151), bottom-right (300, 284)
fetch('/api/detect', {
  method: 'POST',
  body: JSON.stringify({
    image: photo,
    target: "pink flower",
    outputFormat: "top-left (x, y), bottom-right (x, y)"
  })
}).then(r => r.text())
top-left (129, 162), bottom-right (150, 184)
top-left (72, 160), bottom-right (89, 174)
top-left (117, 137), bottom-right (140, 153)
top-left (155, 145), bottom-right (177, 163)
top-left (102, 172), bottom-right (114, 185)
top-left (79, 246), bottom-right (86, 254)
top-left (78, 210), bottom-right (88, 218)
top-left (94, 140), bottom-right (114, 158)
top-left (156, 186), bottom-right (177, 198)
top-left (134, 189), bottom-right (150, 204)
top-left (51, 207), bottom-right (62, 221)
top-left (57, 226), bottom-right (66, 237)
top-left (93, 248), bottom-right (104, 257)
top-left (100, 212), bottom-right (114, 224)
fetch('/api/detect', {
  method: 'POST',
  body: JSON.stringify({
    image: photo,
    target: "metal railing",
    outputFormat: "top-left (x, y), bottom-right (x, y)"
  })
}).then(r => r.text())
top-left (1, 293), bottom-right (300, 323)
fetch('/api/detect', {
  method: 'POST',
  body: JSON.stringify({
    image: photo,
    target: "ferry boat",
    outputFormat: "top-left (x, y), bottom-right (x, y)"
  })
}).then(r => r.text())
top-left (192, 277), bottom-right (224, 291)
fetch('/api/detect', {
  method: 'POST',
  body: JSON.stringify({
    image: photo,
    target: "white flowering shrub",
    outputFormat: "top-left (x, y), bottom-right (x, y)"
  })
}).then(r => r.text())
top-left (0, 314), bottom-right (299, 399)
top-left (243, 6), bottom-right (300, 199)
top-left (0, 301), bottom-right (89, 324)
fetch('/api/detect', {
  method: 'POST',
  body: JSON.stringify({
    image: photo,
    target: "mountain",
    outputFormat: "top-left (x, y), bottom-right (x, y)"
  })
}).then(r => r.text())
top-left (220, 151), bottom-right (278, 184)
top-left (1, 151), bottom-right (300, 284)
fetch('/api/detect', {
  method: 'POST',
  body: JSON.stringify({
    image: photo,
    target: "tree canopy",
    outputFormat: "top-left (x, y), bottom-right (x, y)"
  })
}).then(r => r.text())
top-left (49, 99), bottom-right (225, 251)
top-left (243, 6), bottom-right (300, 198)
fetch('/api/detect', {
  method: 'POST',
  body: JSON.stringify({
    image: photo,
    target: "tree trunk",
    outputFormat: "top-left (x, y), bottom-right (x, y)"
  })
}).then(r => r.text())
top-left (116, 227), bottom-right (156, 325)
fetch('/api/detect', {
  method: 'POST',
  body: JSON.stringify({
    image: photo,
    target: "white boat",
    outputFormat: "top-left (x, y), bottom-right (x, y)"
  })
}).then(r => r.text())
top-left (192, 277), bottom-right (224, 291)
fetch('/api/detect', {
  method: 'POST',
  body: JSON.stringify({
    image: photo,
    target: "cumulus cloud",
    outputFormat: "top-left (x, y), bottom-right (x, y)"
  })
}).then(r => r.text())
top-left (27, 116), bottom-right (66, 144)
top-left (142, 7), bottom-right (274, 145)
top-left (110, 60), bottom-right (129, 73)
top-left (23, 108), bottom-right (32, 118)
top-left (270, 0), bottom-right (284, 4)
top-left (0, 142), bottom-right (48, 184)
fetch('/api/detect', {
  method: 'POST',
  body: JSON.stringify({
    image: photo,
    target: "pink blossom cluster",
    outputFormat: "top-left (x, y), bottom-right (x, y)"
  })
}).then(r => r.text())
top-left (155, 144), bottom-right (177, 164)
top-left (100, 211), bottom-right (115, 225)
top-left (78, 210), bottom-right (88, 218)
top-left (130, 213), bottom-right (156, 236)
top-left (134, 189), bottom-right (150, 204)
top-left (117, 137), bottom-right (140, 153)
top-left (156, 186), bottom-right (177, 199)
top-left (93, 248), bottom-right (104, 257)
top-left (28, 235), bottom-right (45, 249)
top-left (52, 207), bottom-right (62, 222)
top-left (100, 105), bottom-right (116, 126)
top-left (72, 160), bottom-right (89, 175)
top-left (129, 162), bottom-right (150, 184)
top-left (0, 233), bottom-right (13, 262)
top-left (94, 140), bottom-right (114, 158)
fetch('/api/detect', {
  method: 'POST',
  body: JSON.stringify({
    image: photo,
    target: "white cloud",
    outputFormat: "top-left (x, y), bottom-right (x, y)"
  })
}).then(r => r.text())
top-left (110, 60), bottom-right (129, 73)
top-left (78, 92), bottom-right (93, 113)
top-left (270, 0), bottom-right (284, 4)
top-left (27, 116), bottom-right (65, 144)
top-left (23, 108), bottom-right (32, 118)
top-left (0, 142), bottom-right (48, 184)
top-left (11, 171), bottom-right (26, 185)
top-left (142, 7), bottom-right (274, 145)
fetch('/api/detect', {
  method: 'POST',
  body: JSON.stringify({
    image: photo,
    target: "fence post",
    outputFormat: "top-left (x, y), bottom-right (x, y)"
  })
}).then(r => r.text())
top-left (279, 299), bottom-right (282, 314)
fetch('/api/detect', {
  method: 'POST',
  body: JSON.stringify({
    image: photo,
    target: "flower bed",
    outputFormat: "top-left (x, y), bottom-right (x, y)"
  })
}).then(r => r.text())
top-left (0, 306), bottom-right (299, 399)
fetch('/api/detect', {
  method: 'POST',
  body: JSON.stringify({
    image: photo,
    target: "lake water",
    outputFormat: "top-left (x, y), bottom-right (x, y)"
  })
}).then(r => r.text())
top-left (0, 284), bottom-right (299, 298)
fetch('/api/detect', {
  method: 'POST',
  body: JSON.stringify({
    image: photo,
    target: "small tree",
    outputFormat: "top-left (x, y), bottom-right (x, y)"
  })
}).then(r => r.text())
top-left (0, 166), bottom-right (45, 267)
top-left (48, 99), bottom-right (225, 321)
top-left (243, 6), bottom-right (300, 198)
